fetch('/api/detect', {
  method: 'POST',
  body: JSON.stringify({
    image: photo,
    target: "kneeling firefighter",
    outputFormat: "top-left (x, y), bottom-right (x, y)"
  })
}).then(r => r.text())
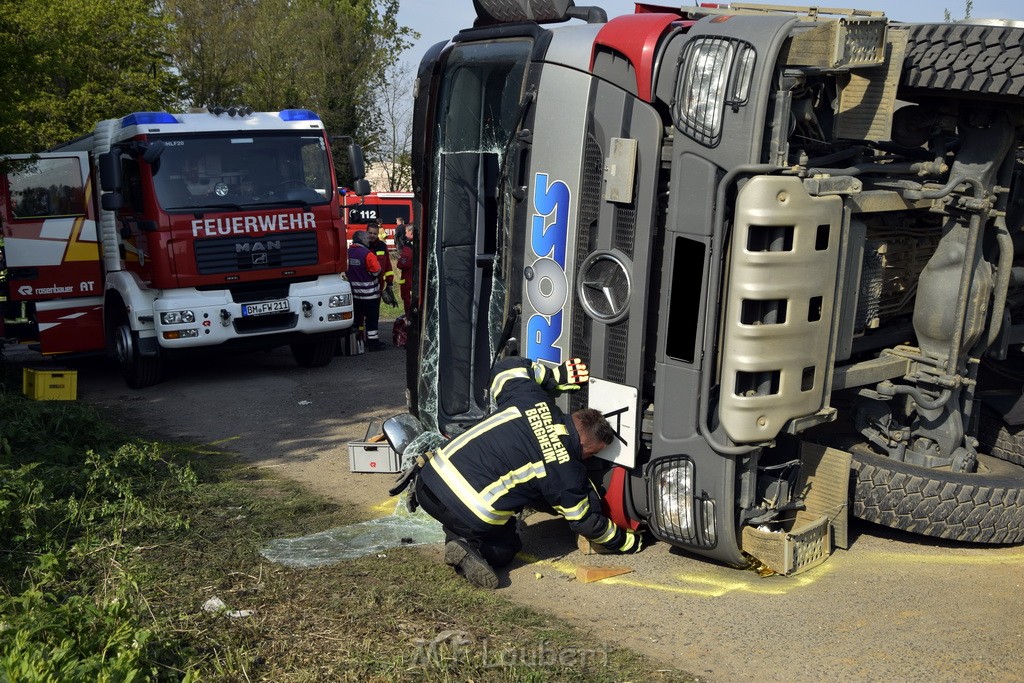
top-left (390, 356), bottom-right (643, 588)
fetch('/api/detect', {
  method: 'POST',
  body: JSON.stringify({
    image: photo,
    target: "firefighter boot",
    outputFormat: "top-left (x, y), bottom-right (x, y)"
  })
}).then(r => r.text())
top-left (444, 539), bottom-right (499, 589)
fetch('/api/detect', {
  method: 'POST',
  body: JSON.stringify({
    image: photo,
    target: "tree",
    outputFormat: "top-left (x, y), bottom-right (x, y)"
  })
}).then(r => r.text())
top-left (162, 0), bottom-right (247, 108)
top-left (370, 60), bottom-right (415, 192)
top-left (944, 0), bottom-right (973, 21)
top-left (0, 0), bottom-right (177, 154)
top-left (161, 0), bottom-right (414, 186)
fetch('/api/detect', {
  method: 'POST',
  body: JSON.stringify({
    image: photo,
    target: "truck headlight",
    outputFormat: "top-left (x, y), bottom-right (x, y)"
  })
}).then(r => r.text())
top-left (329, 293), bottom-right (352, 308)
top-left (674, 38), bottom-right (755, 147)
top-left (647, 456), bottom-right (717, 549)
top-left (160, 310), bottom-right (196, 324)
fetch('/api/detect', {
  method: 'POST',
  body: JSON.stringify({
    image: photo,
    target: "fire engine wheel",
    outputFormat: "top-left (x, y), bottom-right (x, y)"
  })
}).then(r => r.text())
top-left (114, 323), bottom-right (162, 389)
top-left (900, 22), bottom-right (1024, 99)
top-left (290, 337), bottom-right (336, 368)
top-left (851, 446), bottom-right (1024, 544)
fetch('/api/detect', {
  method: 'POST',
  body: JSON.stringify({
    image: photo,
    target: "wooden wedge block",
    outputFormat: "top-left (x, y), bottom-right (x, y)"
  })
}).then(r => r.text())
top-left (576, 534), bottom-right (616, 555)
top-left (575, 565), bottom-right (634, 584)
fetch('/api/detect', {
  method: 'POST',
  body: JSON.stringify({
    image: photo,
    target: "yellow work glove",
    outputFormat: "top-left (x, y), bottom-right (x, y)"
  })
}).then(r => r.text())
top-left (554, 357), bottom-right (590, 390)
top-left (619, 529), bottom-right (643, 554)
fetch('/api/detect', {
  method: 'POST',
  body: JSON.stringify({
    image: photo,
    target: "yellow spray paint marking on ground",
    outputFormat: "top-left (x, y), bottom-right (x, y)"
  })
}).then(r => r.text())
top-left (518, 544), bottom-right (1024, 597)
top-left (373, 496), bottom-right (401, 515)
top-left (516, 552), bottom-right (831, 597)
top-left (846, 548), bottom-right (1024, 566)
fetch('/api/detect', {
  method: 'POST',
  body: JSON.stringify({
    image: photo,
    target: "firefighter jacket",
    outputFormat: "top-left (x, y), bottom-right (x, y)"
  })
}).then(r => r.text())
top-left (367, 237), bottom-right (394, 287)
top-left (397, 240), bottom-right (413, 308)
top-left (418, 357), bottom-right (636, 552)
top-left (348, 243), bottom-right (381, 300)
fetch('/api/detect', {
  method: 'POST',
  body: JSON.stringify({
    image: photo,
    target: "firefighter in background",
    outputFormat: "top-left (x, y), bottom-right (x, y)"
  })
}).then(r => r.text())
top-left (348, 230), bottom-right (387, 352)
top-left (366, 221), bottom-right (397, 316)
top-left (398, 356), bottom-right (643, 589)
top-left (396, 218), bottom-right (414, 314)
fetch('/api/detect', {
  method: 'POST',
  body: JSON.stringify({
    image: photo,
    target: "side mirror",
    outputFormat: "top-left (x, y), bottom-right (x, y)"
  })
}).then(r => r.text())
top-left (352, 178), bottom-right (371, 197)
top-left (347, 143), bottom-right (366, 180)
top-left (101, 192), bottom-right (124, 211)
top-left (382, 414), bottom-right (426, 455)
top-left (98, 152), bottom-right (121, 192)
top-left (142, 140), bottom-right (165, 164)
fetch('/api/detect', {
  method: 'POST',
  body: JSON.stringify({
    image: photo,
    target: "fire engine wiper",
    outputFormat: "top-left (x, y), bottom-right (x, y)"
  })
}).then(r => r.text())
top-left (498, 86), bottom-right (537, 203)
top-left (267, 199), bottom-right (313, 210)
top-left (192, 202), bottom-right (245, 212)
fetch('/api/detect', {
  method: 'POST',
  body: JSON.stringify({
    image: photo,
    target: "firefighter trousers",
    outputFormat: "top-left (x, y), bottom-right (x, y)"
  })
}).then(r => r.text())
top-left (415, 477), bottom-right (522, 568)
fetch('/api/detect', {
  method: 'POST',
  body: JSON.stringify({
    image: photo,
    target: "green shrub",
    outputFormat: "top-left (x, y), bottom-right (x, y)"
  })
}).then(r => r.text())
top-left (0, 391), bottom-right (198, 680)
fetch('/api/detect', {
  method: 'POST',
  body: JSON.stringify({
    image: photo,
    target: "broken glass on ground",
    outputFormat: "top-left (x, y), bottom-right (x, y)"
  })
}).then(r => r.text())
top-left (260, 496), bottom-right (444, 567)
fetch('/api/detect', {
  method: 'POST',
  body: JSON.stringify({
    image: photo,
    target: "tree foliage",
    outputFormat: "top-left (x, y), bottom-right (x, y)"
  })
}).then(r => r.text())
top-left (944, 0), bottom-right (974, 21)
top-left (163, 0), bottom-right (413, 183)
top-left (0, 0), bottom-right (177, 154)
top-left (0, 0), bottom-right (414, 184)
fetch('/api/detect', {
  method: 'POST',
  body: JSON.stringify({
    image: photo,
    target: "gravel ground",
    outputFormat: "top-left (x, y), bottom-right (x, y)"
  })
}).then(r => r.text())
top-left (12, 331), bottom-right (1024, 683)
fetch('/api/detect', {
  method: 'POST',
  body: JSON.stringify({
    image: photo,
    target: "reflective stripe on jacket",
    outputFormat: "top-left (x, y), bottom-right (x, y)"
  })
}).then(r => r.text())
top-left (417, 357), bottom-right (632, 550)
top-left (368, 238), bottom-right (393, 285)
top-left (348, 243), bottom-right (381, 300)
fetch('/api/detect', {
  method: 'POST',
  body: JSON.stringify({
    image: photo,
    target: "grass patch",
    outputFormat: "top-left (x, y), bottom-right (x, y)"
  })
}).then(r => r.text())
top-left (0, 361), bottom-right (692, 681)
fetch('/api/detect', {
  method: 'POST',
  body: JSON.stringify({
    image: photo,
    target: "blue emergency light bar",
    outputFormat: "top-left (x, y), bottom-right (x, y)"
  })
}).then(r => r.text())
top-left (278, 109), bottom-right (321, 122)
top-left (121, 112), bottom-right (180, 127)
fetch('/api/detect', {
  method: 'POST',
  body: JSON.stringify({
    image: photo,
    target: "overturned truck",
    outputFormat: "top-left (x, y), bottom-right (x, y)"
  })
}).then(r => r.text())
top-left (403, 1), bottom-right (1024, 572)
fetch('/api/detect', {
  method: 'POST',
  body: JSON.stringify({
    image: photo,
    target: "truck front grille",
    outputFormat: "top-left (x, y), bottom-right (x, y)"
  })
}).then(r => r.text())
top-left (570, 133), bottom-right (603, 412)
top-left (194, 232), bottom-right (318, 275)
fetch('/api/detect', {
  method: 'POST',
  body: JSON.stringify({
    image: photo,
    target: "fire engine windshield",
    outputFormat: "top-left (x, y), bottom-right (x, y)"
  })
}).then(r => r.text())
top-left (149, 132), bottom-right (331, 210)
top-left (420, 38), bottom-right (532, 431)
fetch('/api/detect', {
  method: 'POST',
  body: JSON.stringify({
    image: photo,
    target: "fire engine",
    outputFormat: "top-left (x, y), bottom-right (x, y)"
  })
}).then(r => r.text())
top-left (398, 1), bottom-right (1024, 573)
top-left (341, 190), bottom-right (413, 248)
top-left (1, 108), bottom-right (367, 388)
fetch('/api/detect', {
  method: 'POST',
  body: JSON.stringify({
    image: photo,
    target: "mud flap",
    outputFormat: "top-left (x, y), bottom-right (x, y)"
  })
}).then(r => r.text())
top-left (740, 443), bottom-right (852, 575)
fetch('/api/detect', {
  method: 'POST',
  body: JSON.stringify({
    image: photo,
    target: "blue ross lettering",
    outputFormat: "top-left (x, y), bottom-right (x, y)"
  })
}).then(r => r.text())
top-left (526, 172), bottom-right (571, 363)
top-left (531, 173), bottom-right (570, 266)
top-left (527, 311), bottom-right (562, 363)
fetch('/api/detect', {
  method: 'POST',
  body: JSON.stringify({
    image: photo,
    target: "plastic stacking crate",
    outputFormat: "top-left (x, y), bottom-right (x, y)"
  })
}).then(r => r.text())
top-left (22, 367), bottom-right (78, 401)
top-left (347, 419), bottom-right (401, 473)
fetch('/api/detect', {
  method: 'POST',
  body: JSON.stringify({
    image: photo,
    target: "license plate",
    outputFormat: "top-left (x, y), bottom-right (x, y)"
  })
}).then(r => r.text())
top-left (242, 299), bottom-right (289, 317)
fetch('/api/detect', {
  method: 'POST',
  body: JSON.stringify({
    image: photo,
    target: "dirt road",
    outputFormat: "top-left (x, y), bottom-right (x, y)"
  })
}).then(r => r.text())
top-left (31, 335), bottom-right (1023, 683)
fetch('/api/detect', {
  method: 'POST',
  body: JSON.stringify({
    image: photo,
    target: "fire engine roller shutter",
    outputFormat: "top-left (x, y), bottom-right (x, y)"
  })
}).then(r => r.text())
top-left (194, 232), bottom-right (318, 275)
top-left (719, 175), bottom-right (843, 444)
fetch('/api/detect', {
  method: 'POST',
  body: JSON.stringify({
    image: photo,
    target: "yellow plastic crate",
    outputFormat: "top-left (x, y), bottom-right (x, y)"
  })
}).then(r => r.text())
top-left (22, 367), bottom-right (78, 401)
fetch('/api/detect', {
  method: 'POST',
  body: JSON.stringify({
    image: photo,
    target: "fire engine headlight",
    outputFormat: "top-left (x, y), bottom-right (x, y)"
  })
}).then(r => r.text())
top-left (329, 293), bottom-right (352, 308)
top-left (160, 310), bottom-right (196, 325)
top-left (647, 456), bottom-right (717, 549)
top-left (675, 38), bottom-right (755, 148)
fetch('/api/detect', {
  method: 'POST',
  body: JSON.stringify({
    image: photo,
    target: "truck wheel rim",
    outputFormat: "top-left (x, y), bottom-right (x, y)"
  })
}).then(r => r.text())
top-left (114, 324), bottom-right (134, 364)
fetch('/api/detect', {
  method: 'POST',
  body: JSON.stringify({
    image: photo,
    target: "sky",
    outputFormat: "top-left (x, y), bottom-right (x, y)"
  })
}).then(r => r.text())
top-left (397, 0), bottom-right (1024, 68)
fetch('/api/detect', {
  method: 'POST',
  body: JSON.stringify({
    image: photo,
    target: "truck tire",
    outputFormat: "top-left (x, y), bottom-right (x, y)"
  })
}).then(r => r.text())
top-left (977, 408), bottom-right (1024, 468)
top-left (900, 22), bottom-right (1024, 99)
top-left (852, 447), bottom-right (1024, 544)
top-left (290, 337), bottom-right (336, 368)
top-left (114, 323), bottom-right (162, 389)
